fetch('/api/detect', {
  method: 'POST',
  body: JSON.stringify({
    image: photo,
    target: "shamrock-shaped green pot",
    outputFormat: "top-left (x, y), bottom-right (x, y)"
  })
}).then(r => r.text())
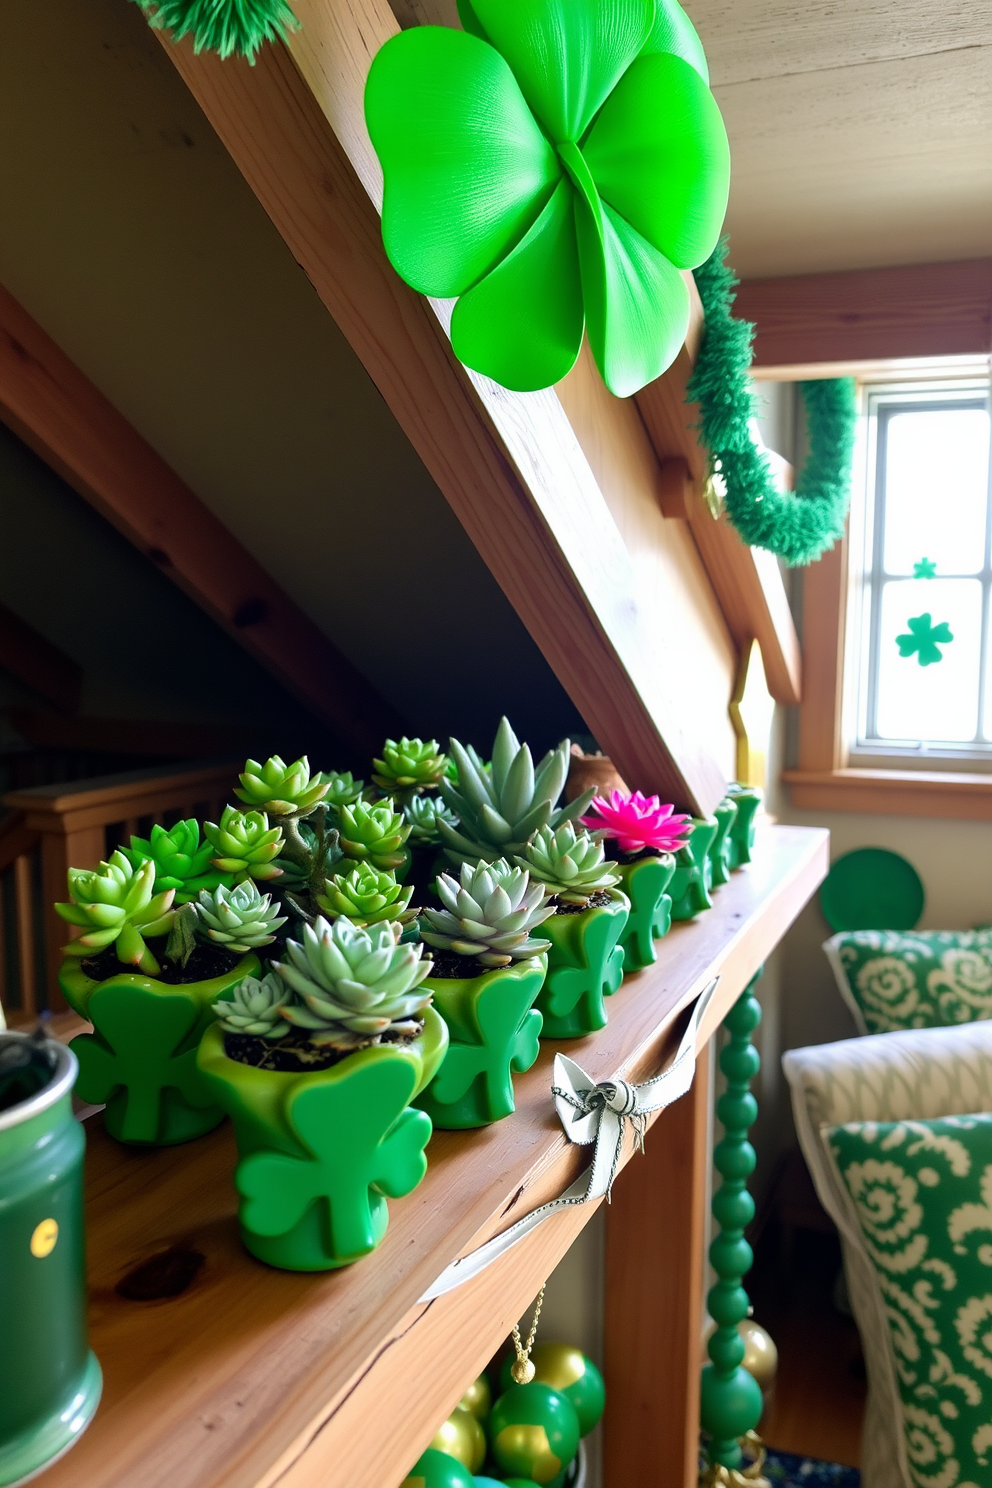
top-left (60, 955), bottom-right (259, 1145)
top-left (669, 818), bottom-right (718, 921)
top-left (416, 955), bottom-right (547, 1128)
top-left (365, 0), bottom-right (730, 396)
top-left (615, 852), bottom-right (675, 973)
top-left (707, 796), bottom-right (739, 889)
top-left (536, 888), bottom-right (629, 1038)
top-left (726, 785), bottom-right (761, 869)
top-left (196, 1009), bottom-right (448, 1270)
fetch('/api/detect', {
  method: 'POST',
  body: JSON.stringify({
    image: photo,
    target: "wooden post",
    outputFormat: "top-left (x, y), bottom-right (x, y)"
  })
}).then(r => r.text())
top-left (604, 1038), bottom-right (713, 1488)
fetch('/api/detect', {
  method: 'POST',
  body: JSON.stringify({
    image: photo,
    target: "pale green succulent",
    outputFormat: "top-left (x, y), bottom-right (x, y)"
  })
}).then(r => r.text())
top-left (273, 916), bottom-right (433, 1049)
top-left (195, 881), bottom-right (287, 953)
top-left (371, 737), bottom-right (448, 798)
top-left (122, 819), bottom-right (231, 902)
top-left (403, 794), bottom-right (459, 847)
top-left (420, 858), bottom-right (554, 968)
top-left (318, 770), bottom-right (366, 810)
top-left (315, 862), bottom-right (416, 927)
top-left (234, 755), bottom-right (329, 817)
top-left (215, 973), bottom-right (290, 1040)
top-left (56, 851), bottom-right (176, 975)
top-left (516, 823), bottom-right (621, 907)
top-left (438, 717), bottom-right (593, 864)
top-left (337, 799), bottom-right (411, 873)
top-left (204, 806), bottom-right (284, 884)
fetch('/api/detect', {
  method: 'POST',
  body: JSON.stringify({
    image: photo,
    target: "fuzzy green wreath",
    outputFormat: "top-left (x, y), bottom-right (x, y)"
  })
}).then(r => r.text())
top-left (131, 0), bottom-right (298, 61)
top-left (687, 243), bottom-right (857, 567)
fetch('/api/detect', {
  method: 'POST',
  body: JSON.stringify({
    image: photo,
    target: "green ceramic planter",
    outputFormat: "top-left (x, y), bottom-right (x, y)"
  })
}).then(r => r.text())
top-left (707, 798), bottom-right (740, 889)
top-left (416, 955), bottom-right (547, 1129)
top-left (669, 819), bottom-right (718, 921)
top-left (60, 953), bottom-right (259, 1146)
top-left (615, 853), bottom-right (675, 973)
top-left (0, 1034), bottom-right (102, 1486)
top-left (196, 1007), bottom-right (448, 1271)
top-left (536, 888), bottom-right (629, 1039)
top-left (726, 785), bottom-right (762, 868)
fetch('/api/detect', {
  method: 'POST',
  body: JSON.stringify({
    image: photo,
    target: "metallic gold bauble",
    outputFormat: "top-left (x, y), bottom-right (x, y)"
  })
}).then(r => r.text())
top-left (429, 1407), bottom-right (486, 1473)
top-left (490, 1382), bottom-right (580, 1487)
top-left (739, 1322), bottom-right (778, 1393)
top-left (458, 1373), bottom-right (491, 1420)
top-left (529, 1341), bottom-right (605, 1436)
top-left (511, 1358), bottom-right (536, 1384)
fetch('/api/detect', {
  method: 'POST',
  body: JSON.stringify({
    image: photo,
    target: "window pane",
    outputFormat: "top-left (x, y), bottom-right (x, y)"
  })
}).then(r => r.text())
top-left (882, 407), bottom-right (990, 576)
top-left (874, 578), bottom-right (981, 742)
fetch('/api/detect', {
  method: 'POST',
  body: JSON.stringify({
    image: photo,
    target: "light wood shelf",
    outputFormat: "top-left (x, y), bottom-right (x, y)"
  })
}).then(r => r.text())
top-left (38, 823), bottom-right (827, 1488)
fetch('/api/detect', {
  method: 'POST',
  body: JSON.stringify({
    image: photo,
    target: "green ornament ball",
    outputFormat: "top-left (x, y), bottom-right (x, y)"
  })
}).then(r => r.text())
top-left (400, 1447), bottom-right (475, 1488)
top-left (489, 1381), bottom-right (580, 1486)
top-left (499, 1342), bottom-right (604, 1437)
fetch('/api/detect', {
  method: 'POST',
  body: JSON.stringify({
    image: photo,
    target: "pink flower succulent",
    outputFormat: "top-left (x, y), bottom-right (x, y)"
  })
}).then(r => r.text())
top-left (581, 790), bottom-right (692, 857)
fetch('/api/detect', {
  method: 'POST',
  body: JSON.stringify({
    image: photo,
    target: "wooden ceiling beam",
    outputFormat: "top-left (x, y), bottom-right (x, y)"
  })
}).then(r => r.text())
top-left (0, 282), bottom-right (399, 759)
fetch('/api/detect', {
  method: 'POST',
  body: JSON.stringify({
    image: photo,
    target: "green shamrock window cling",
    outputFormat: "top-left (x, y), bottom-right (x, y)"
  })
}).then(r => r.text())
top-left (913, 557), bottom-right (938, 579)
top-left (896, 612), bottom-right (954, 667)
top-left (365, 0), bottom-right (730, 398)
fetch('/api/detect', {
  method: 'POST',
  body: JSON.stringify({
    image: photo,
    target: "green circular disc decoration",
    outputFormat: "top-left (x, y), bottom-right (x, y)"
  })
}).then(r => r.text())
top-left (820, 848), bottom-right (925, 932)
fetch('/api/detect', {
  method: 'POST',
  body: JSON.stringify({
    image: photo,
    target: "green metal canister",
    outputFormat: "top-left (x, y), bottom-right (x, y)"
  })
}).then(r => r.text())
top-left (0, 1031), bottom-right (101, 1486)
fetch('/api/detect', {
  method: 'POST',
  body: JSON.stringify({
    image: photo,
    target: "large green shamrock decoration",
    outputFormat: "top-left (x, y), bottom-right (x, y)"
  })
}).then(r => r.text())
top-left (617, 854), bottom-right (674, 972)
top-left (538, 900), bottom-right (628, 1037)
top-left (365, 0), bottom-right (730, 397)
top-left (897, 612), bottom-right (954, 667)
top-left (237, 1060), bottom-right (432, 1265)
top-left (669, 818), bottom-right (717, 920)
top-left (421, 971), bottom-right (543, 1126)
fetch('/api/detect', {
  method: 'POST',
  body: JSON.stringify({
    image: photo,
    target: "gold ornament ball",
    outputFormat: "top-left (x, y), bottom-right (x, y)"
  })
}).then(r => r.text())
top-left (740, 1320), bottom-right (778, 1393)
top-left (511, 1358), bottom-right (536, 1384)
top-left (458, 1373), bottom-right (491, 1420)
top-left (429, 1407), bottom-right (486, 1473)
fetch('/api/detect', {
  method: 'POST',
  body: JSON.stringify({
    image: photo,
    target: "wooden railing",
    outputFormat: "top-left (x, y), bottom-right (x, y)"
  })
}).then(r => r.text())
top-left (0, 761), bottom-right (237, 1020)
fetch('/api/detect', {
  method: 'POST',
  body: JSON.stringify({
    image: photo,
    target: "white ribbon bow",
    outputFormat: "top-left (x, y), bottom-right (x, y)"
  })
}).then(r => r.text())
top-left (418, 976), bottom-right (720, 1301)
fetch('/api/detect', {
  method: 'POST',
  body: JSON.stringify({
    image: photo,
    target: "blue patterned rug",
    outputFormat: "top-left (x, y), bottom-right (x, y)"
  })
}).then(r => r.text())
top-left (765, 1447), bottom-right (860, 1486)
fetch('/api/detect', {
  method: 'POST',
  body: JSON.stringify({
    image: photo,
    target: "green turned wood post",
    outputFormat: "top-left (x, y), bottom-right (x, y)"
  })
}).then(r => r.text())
top-left (700, 973), bottom-right (764, 1472)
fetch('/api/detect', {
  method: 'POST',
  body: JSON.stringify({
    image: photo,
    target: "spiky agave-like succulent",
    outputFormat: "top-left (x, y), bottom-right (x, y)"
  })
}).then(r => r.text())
top-left (123, 819), bottom-right (231, 903)
top-left (234, 755), bottom-right (329, 817)
top-left (420, 858), bottom-right (554, 968)
top-left (273, 916), bottom-right (433, 1049)
top-left (195, 881), bottom-right (287, 953)
top-left (337, 799), bottom-right (411, 873)
top-left (318, 770), bottom-right (366, 811)
top-left (404, 794), bottom-right (459, 847)
top-left (215, 972), bottom-right (290, 1040)
top-left (517, 823), bottom-right (622, 907)
top-left (315, 862), bottom-right (416, 928)
top-left (204, 806), bottom-right (284, 884)
top-left (371, 737), bottom-right (448, 799)
top-left (56, 852), bottom-right (176, 975)
top-left (437, 717), bottom-right (594, 864)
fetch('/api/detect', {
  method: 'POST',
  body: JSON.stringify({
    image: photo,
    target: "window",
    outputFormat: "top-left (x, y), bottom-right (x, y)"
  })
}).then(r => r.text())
top-left (850, 380), bottom-right (992, 764)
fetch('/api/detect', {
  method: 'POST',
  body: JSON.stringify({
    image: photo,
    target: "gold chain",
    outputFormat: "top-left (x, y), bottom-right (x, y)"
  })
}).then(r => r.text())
top-left (509, 1284), bottom-right (546, 1384)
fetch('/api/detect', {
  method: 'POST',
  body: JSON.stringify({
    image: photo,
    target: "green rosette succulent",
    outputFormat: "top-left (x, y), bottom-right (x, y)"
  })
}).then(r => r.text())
top-left (273, 916), bottom-right (434, 1049)
top-left (371, 737), bottom-right (448, 799)
top-left (234, 755), bottom-right (329, 817)
top-left (315, 863), bottom-right (416, 928)
top-left (123, 819), bottom-right (232, 903)
top-left (517, 823), bottom-right (621, 907)
top-left (204, 806), bottom-right (284, 884)
top-left (215, 972), bottom-right (290, 1040)
top-left (195, 881), bottom-right (287, 953)
top-left (56, 851), bottom-right (177, 975)
top-left (318, 770), bottom-right (367, 811)
top-left (438, 717), bottom-right (593, 864)
top-left (420, 858), bottom-right (554, 968)
top-left (404, 794), bottom-right (460, 847)
top-left (337, 799), bottom-right (412, 873)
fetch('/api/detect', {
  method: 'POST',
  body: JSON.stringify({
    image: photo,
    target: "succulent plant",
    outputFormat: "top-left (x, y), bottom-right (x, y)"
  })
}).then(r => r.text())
top-left (204, 806), bottom-right (284, 884)
top-left (195, 881), bottom-right (287, 953)
top-left (273, 917), bottom-right (433, 1049)
top-left (371, 737), bottom-right (448, 799)
top-left (215, 972), bottom-right (291, 1040)
top-left (437, 717), bottom-right (594, 864)
top-left (420, 858), bottom-right (554, 968)
top-left (581, 790), bottom-right (692, 857)
top-left (337, 799), bottom-right (411, 873)
top-left (517, 823), bottom-right (621, 907)
top-left (403, 794), bottom-right (459, 847)
top-left (318, 770), bottom-right (366, 810)
top-left (315, 862), bottom-right (416, 927)
top-left (234, 755), bottom-right (329, 817)
top-left (56, 852), bottom-right (176, 975)
top-left (123, 819), bottom-right (231, 903)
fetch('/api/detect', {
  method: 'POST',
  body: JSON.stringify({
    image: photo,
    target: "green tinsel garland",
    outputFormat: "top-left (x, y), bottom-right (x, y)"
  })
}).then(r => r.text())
top-left (687, 243), bottom-right (857, 568)
top-left (132, 0), bottom-right (298, 62)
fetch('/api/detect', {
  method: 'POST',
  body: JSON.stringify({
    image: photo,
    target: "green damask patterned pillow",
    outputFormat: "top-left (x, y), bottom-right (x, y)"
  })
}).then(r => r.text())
top-left (830, 1112), bottom-right (992, 1488)
top-left (824, 931), bottom-right (992, 1036)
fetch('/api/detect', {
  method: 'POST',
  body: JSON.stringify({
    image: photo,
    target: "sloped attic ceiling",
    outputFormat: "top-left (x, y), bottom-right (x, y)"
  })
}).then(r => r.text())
top-left (0, 0), bottom-right (584, 759)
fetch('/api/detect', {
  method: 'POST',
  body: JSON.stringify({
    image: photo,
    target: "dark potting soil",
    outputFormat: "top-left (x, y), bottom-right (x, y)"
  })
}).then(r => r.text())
top-left (223, 1021), bottom-right (423, 1072)
top-left (603, 843), bottom-right (674, 865)
top-left (553, 890), bottom-right (614, 915)
top-left (79, 941), bottom-right (243, 986)
top-left (424, 948), bottom-right (487, 980)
